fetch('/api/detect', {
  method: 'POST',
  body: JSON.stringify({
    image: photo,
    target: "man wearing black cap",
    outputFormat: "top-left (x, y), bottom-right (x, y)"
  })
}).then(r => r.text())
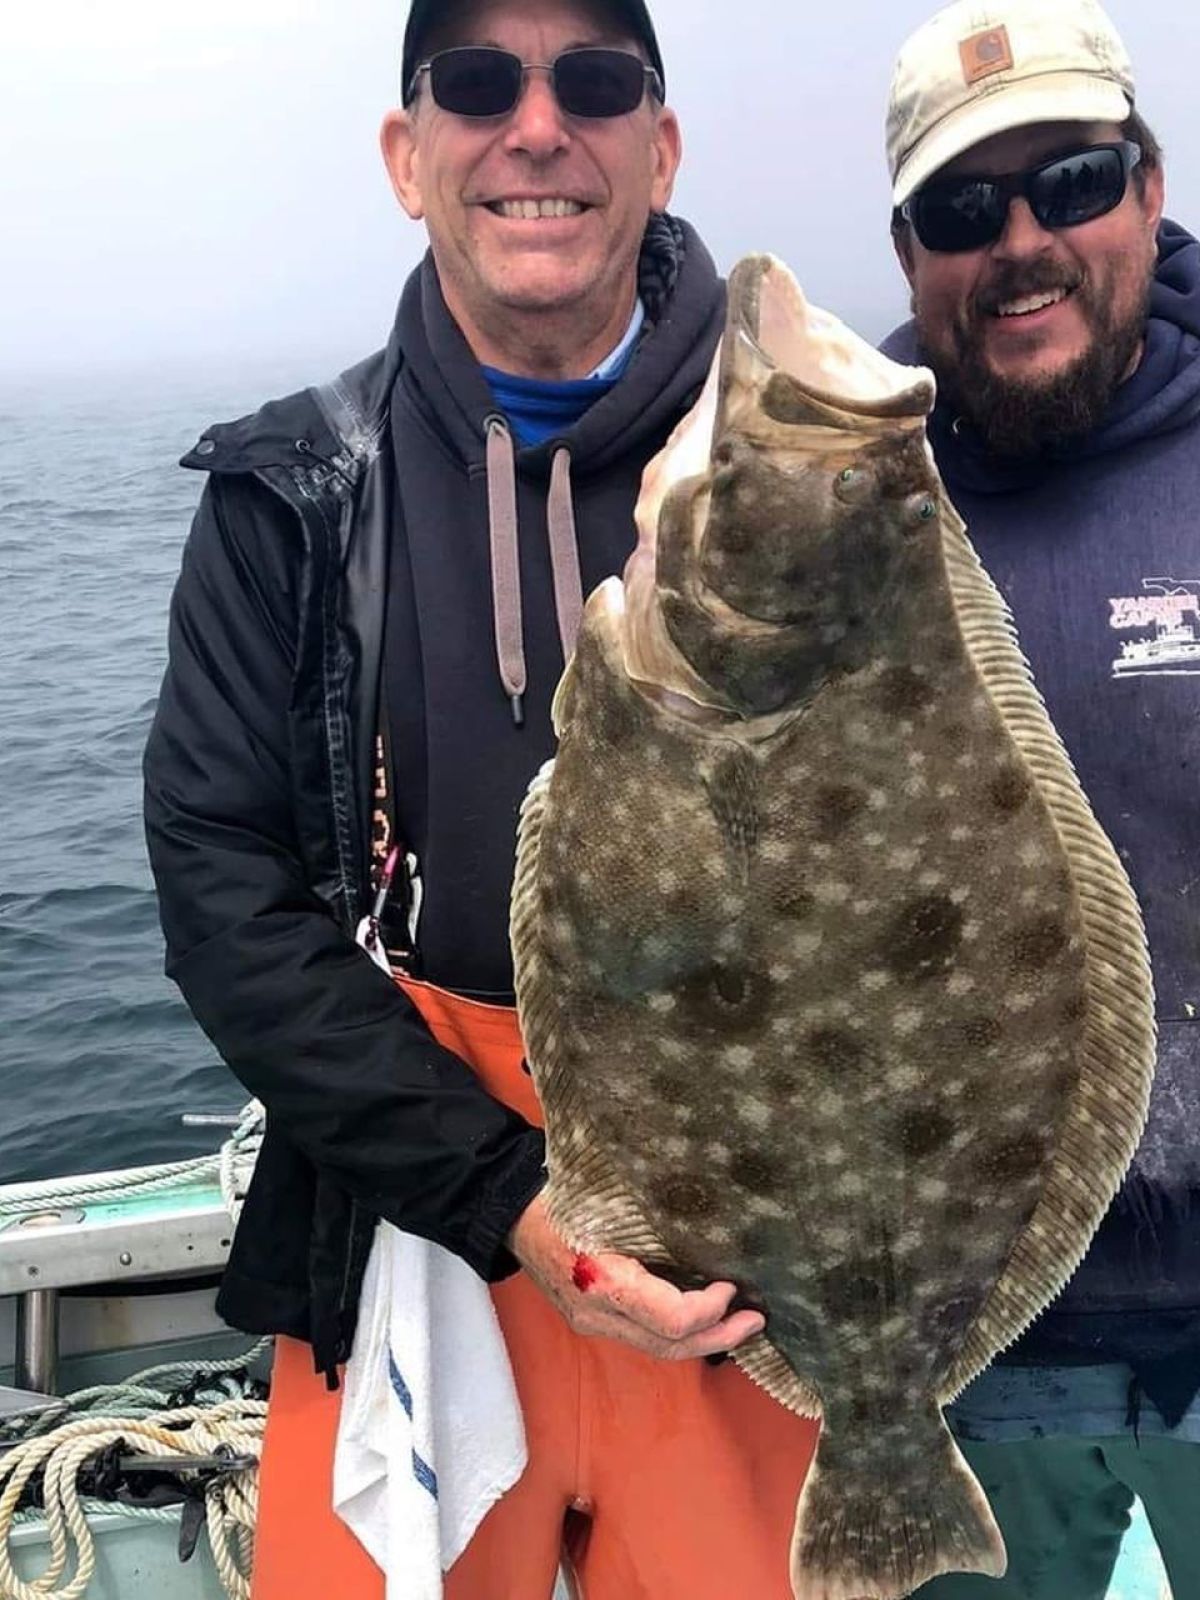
top-left (144, 1), bottom-right (819, 1595)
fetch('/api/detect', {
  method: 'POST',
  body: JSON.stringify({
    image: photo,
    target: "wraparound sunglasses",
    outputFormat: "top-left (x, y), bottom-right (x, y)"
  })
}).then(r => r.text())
top-left (406, 46), bottom-right (664, 119)
top-left (901, 141), bottom-right (1143, 254)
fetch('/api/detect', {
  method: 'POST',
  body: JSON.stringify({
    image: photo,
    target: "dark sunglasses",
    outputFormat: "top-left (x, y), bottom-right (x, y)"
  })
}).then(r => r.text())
top-left (407, 46), bottom-right (663, 119)
top-left (902, 141), bottom-right (1142, 254)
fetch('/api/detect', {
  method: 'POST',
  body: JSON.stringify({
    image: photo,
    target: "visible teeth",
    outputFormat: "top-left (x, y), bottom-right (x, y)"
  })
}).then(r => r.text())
top-left (996, 289), bottom-right (1067, 317)
top-left (494, 198), bottom-right (584, 219)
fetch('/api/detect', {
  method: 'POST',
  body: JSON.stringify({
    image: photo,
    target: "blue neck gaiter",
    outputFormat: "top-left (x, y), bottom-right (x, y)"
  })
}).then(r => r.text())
top-left (481, 300), bottom-right (645, 447)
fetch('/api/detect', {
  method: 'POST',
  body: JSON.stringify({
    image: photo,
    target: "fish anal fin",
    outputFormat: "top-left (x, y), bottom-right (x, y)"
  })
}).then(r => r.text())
top-left (733, 1334), bottom-right (822, 1420)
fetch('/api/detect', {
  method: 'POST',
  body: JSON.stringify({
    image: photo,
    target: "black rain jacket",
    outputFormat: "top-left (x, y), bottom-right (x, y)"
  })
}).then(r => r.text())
top-left (143, 217), bottom-right (724, 1380)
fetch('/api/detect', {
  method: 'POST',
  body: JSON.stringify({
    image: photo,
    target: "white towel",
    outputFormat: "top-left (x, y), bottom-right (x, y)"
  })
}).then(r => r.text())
top-left (337, 918), bottom-right (528, 1593)
top-left (333, 1219), bottom-right (528, 1598)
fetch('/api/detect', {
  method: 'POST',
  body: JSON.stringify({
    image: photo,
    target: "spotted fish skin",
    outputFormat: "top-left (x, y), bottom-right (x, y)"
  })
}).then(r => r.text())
top-left (511, 257), bottom-right (1155, 1600)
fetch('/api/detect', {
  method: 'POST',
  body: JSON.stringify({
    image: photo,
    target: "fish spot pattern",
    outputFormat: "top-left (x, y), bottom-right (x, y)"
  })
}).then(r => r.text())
top-left (1062, 992), bottom-right (1089, 1024)
top-left (774, 883), bottom-right (812, 921)
top-left (891, 1008), bottom-right (924, 1039)
top-left (896, 1105), bottom-right (955, 1159)
top-left (728, 1145), bottom-right (786, 1191)
top-left (767, 1063), bottom-right (802, 1097)
top-left (882, 894), bottom-right (964, 983)
top-left (817, 1256), bottom-right (903, 1323)
top-left (652, 1173), bottom-right (722, 1220)
top-left (960, 1013), bottom-right (1003, 1049)
top-left (812, 783), bottom-right (869, 840)
top-left (806, 1026), bottom-right (866, 1075)
top-left (649, 1065), bottom-right (689, 1101)
top-left (877, 665), bottom-right (935, 716)
top-left (1009, 914), bottom-right (1070, 971)
top-left (989, 764), bottom-right (1032, 814)
top-left (737, 1097), bottom-right (773, 1131)
top-left (982, 1132), bottom-right (1050, 1186)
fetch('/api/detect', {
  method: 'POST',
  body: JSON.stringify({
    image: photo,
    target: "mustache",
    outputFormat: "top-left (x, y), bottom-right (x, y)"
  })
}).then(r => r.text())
top-left (973, 260), bottom-right (1085, 317)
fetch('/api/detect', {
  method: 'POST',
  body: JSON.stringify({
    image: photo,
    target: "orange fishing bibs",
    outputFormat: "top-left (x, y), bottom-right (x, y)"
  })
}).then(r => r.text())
top-left (251, 977), bottom-right (819, 1600)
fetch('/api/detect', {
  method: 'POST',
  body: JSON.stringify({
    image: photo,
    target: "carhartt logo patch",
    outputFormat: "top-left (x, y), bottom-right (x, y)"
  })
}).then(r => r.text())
top-left (959, 25), bottom-right (1014, 84)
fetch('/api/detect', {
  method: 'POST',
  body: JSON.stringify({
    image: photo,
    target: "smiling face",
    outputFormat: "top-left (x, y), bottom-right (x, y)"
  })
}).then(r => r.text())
top-left (896, 120), bottom-right (1164, 456)
top-left (381, 0), bottom-right (681, 377)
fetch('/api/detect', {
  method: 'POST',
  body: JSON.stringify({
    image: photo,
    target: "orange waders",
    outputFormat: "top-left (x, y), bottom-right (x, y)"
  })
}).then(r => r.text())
top-left (250, 979), bottom-right (820, 1600)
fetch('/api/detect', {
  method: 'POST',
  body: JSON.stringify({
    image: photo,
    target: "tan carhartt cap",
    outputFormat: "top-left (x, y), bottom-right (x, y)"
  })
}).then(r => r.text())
top-left (887, 0), bottom-right (1135, 206)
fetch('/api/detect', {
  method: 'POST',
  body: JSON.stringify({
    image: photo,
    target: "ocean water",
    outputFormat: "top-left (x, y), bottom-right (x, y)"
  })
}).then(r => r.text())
top-left (0, 364), bottom-right (319, 1183)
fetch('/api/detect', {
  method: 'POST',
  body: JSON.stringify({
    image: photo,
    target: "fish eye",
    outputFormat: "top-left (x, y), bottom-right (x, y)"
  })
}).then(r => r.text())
top-left (834, 466), bottom-right (869, 502)
top-left (905, 492), bottom-right (938, 526)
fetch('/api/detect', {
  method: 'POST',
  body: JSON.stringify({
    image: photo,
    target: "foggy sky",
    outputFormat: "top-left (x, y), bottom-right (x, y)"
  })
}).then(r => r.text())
top-left (2, 0), bottom-right (1198, 383)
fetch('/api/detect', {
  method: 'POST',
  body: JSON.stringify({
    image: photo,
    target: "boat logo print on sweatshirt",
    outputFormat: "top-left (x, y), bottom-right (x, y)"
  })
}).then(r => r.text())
top-left (1110, 578), bottom-right (1200, 678)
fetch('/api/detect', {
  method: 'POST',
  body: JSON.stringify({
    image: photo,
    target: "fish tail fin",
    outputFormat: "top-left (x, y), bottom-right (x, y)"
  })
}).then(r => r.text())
top-left (790, 1406), bottom-right (1006, 1600)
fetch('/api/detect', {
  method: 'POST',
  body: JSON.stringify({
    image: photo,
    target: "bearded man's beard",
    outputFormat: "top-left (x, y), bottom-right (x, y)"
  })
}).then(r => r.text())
top-left (916, 257), bottom-right (1153, 459)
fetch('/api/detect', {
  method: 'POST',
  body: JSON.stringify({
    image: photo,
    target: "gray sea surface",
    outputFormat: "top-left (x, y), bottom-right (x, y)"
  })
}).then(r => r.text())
top-left (0, 361), bottom-right (333, 1182)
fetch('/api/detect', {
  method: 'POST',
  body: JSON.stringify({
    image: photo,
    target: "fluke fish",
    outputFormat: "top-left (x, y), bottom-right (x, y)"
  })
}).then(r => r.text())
top-left (511, 255), bottom-right (1155, 1599)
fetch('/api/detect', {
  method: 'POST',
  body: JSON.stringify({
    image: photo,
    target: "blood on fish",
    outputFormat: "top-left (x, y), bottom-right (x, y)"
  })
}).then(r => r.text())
top-left (572, 1252), bottom-right (600, 1292)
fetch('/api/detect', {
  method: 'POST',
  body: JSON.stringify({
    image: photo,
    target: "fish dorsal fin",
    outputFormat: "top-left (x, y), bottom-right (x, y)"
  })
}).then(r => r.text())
top-left (936, 508), bottom-right (1156, 1400)
top-left (511, 730), bottom-right (679, 1260)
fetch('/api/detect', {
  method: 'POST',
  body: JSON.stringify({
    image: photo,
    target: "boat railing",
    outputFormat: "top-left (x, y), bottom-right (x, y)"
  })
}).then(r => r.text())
top-left (0, 1105), bottom-right (262, 1395)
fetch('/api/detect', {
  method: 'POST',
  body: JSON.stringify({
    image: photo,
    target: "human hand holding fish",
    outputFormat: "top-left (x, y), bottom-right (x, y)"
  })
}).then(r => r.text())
top-left (508, 1190), bottom-right (767, 1360)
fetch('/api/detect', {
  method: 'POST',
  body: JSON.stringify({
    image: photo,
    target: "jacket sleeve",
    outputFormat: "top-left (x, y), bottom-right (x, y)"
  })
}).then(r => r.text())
top-left (143, 473), bottom-right (546, 1280)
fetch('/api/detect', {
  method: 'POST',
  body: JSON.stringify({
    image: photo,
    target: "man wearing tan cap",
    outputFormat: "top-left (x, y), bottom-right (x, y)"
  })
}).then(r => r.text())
top-left (884, 1), bottom-right (1200, 1595)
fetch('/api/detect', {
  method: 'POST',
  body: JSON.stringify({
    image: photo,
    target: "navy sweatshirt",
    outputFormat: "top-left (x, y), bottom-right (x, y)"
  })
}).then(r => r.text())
top-left (885, 221), bottom-right (1200, 1421)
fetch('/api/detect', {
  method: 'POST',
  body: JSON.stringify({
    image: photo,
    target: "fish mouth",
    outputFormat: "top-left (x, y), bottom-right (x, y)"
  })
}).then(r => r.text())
top-left (719, 254), bottom-right (936, 431)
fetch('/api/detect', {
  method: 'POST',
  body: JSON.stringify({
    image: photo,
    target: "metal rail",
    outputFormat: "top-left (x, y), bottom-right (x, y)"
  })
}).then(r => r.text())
top-left (15, 1290), bottom-right (60, 1394)
top-left (0, 1182), bottom-right (233, 1396)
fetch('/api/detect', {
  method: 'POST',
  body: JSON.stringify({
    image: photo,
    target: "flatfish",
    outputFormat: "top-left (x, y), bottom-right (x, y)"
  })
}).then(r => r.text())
top-left (511, 255), bottom-right (1155, 1599)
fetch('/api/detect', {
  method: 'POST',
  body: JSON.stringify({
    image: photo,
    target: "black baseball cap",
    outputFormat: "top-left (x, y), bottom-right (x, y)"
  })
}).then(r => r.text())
top-left (401, 0), bottom-right (666, 105)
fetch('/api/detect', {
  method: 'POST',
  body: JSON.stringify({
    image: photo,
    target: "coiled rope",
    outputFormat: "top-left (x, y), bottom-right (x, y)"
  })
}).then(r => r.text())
top-left (0, 1108), bottom-right (272, 1596)
top-left (0, 1344), bottom-right (272, 1446)
top-left (0, 1397), bottom-right (266, 1600)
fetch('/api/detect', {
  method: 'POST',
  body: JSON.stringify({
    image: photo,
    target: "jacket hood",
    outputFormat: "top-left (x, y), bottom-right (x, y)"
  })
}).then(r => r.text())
top-left (398, 212), bottom-right (725, 480)
top-left (882, 219), bottom-right (1200, 495)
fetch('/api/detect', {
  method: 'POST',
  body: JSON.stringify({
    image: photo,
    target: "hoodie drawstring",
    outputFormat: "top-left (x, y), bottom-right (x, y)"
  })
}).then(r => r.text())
top-left (485, 417), bottom-right (585, 728)
top-left (486, 417), bottom-right (526, 726)
top-left (547, 447), bottom-right (584, 663)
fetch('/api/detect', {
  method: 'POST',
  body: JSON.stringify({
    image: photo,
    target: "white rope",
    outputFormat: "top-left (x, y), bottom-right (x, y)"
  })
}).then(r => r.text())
top-left (0, 1343), bottom-right (273, 1445)
top-left (0, 1113), bottom-right (272, 1596)
top-left (217, 1102), bottom-right (264, 1224)
top-left (0, 1399), bottom-right (266, 1600)
top-left (0, 1104), bottom-right (265, 1222)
